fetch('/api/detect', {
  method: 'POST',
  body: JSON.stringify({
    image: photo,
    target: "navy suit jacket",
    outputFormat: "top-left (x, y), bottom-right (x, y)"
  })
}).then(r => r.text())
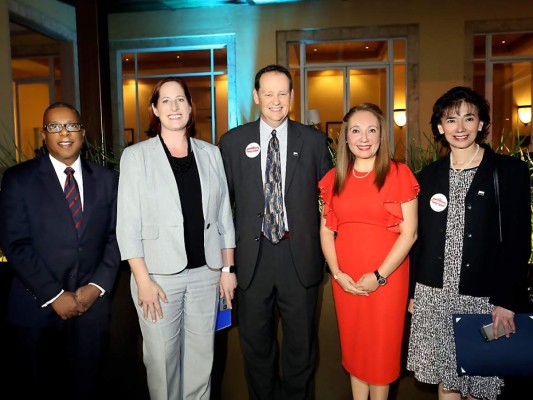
top-left (0, 155), bottom-right (120, 328)
top-left (219, 119), bottom-right (333, 289)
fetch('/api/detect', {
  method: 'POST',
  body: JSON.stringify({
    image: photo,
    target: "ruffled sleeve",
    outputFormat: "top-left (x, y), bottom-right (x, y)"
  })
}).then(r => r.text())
top-left (383, 163), bottom-right (420, 233)
top-left (318, 168), bottom-right (337, 231)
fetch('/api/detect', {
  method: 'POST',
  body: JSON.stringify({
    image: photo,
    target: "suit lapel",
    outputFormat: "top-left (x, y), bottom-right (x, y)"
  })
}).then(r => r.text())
top-left (467, 146), bottom-right (495, 196)
top-left (247, 121), bottom-right (264, 196)
top-left (191, 138), bottom-right (209, 219)
top-left (39, 156), bottom-right (66, 203)
top-left (153, 136), bottom-right (181, 208)
top-left (78, 160), bottom-right (95, 238)
top-left (285, 121), bottom-right (303, 195)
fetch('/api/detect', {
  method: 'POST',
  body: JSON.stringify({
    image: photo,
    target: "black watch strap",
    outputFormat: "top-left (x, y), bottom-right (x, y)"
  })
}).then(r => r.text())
top-left (374, 270), bottom-right (387, 286)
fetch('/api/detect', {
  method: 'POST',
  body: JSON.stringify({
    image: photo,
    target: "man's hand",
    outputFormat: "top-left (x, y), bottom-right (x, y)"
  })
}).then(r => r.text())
top-left (51, 292), bottom-right (86, 320)
top-left (75, 284), bottom-right (101, 311)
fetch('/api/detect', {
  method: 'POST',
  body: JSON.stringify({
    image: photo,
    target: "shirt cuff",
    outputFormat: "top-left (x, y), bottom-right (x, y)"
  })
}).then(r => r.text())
top-left (89, 282), bottom-right (105, 297)
top-left (42, 289), bottom-right (64, 308)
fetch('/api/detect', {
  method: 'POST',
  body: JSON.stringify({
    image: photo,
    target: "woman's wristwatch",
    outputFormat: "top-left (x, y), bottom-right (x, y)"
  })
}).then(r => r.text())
top-left (221, 265), bottom-right (236, 273)
top-left (374, 270), bottom-right (387, 286)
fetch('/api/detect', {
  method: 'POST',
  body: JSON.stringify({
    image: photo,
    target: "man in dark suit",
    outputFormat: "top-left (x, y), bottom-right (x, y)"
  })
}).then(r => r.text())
top-left (219, 64), bottom-right (333, 400)
top-left (0, 102), bottom-right (120, 400)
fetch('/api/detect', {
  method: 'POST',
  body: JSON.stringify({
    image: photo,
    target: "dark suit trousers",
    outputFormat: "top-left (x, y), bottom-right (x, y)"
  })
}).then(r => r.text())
top-left (237, 237), bottom-right (318, 400)
top-left (10, 313), bottom-right (109, 400)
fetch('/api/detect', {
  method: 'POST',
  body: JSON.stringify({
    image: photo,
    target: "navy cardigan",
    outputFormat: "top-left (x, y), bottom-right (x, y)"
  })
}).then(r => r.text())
top-left (409, 144), bottom-right (531, 312)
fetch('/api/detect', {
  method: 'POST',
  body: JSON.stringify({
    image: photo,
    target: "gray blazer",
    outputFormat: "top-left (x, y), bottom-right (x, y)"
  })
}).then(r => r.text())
top-left (116, 136), bottom-right (235, 273)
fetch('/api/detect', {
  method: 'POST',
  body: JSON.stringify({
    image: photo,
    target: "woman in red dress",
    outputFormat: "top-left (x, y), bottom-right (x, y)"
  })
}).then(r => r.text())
top-left (319, 103), bottom-right (419, 400)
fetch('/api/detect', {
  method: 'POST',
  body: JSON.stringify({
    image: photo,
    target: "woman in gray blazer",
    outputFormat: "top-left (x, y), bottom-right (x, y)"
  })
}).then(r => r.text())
top-left (116, 77), bottom-right (236, 400)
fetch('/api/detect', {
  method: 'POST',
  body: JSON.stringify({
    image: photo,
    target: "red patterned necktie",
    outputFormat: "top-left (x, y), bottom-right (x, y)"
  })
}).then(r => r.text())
top-left (64, 167), bottom-right (83, 232)
top-left (263, 129), bottom-right (285, 244)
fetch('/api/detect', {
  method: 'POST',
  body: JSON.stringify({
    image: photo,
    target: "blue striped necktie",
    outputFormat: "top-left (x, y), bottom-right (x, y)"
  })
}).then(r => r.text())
top-left (64, 167), bottom-right (83, 232)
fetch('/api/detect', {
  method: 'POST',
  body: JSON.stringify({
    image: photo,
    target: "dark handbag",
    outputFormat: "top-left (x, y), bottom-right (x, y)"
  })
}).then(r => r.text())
top-left (452, 313), bottom-right (533, 376)
top-left (494, 168), bottom-right (533, 309)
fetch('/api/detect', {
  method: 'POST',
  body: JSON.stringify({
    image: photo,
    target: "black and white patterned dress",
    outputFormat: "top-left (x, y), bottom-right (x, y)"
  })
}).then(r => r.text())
top-left (407, 166), bottom-right (503, 400)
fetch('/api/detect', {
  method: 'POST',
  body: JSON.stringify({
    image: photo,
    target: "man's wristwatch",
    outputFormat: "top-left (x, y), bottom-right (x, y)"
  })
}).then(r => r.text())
top-left (221, 265), bottom-right (236, 273)
top-left (374, 270), bottom-right (387, 286)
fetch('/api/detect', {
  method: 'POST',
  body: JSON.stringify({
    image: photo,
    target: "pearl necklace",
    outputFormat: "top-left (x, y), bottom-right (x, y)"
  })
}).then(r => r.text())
top-left (450, 144), bottom-right (480, 172)
top-left (352, 165), bottom-right (372, 179)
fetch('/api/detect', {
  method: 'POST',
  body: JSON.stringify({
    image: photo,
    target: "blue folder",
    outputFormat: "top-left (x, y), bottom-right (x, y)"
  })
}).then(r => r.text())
top-left (452, 313), bottom-right (533, 376)
top-left (215, 298), bottom-right (232, 331)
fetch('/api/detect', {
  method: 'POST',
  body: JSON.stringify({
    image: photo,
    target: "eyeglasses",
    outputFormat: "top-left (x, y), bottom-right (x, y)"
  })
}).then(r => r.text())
top-left (43, 123), bottom-right (83, 133)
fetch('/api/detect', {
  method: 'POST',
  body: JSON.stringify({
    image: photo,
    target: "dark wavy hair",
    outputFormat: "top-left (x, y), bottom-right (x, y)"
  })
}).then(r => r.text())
top-left (430, 86), bottom-right (491, 148)
top-left (146, 77), bottom-right (197, 138)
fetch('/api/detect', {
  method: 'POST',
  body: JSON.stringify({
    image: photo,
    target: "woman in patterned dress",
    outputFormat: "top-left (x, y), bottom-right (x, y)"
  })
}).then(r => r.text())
top-left (319, 103), bottom-right (419, 400)
top-left (407, 86), bottom-right (531, 400)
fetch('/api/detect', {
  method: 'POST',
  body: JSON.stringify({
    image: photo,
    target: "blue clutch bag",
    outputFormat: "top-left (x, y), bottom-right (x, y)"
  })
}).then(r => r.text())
top-left (452, 313), bottom-right (533, 376)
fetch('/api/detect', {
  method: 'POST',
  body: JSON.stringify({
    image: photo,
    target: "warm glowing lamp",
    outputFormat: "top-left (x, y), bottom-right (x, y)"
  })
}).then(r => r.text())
top-left (393, 109), bottom-right (407, 128)
top-left (518, 105), bottom-right (532, 126)
top-left (307, 109), bottom-right (321, 128)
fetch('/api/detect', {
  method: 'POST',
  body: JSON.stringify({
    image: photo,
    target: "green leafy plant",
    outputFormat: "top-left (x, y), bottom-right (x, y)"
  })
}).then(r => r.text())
top-left (405, 130), bottom-right (445, 175)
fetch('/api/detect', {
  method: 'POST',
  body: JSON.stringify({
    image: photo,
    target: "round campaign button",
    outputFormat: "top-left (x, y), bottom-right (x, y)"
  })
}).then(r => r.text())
top-left (245, 142), bottom-right (260, 158)
top-left (429, 193), bottom-right (448, 212)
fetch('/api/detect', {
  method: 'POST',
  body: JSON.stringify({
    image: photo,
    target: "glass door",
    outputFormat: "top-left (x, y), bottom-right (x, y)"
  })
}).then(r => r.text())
top-left (304, 66), bottom-right (389, 151)
top-left (288, 38), bottom-right (407, 160)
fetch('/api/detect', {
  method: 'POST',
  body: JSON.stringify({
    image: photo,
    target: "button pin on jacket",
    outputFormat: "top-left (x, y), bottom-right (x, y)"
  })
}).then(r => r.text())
top-left (478, 191), bottom-right (485, 196)
top-left (293, 152), bottom-right (298, 157)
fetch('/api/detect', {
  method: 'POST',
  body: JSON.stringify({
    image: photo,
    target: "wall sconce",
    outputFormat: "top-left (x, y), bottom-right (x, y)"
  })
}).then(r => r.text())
top-left (307, 109), bottom-right (321, 129)
top-left (518, 105), bottom-right (532, 126)
top-left (393, 109), bottom-right (407, 128)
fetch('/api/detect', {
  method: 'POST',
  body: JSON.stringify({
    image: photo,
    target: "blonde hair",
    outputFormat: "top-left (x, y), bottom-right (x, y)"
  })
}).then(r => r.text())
top-left (334, 103), bottom-right (391, 194)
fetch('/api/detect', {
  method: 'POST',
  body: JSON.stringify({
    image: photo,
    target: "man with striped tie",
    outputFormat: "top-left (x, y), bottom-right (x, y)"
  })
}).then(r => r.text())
top-left (0, 102), bottom-right (120, 400)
